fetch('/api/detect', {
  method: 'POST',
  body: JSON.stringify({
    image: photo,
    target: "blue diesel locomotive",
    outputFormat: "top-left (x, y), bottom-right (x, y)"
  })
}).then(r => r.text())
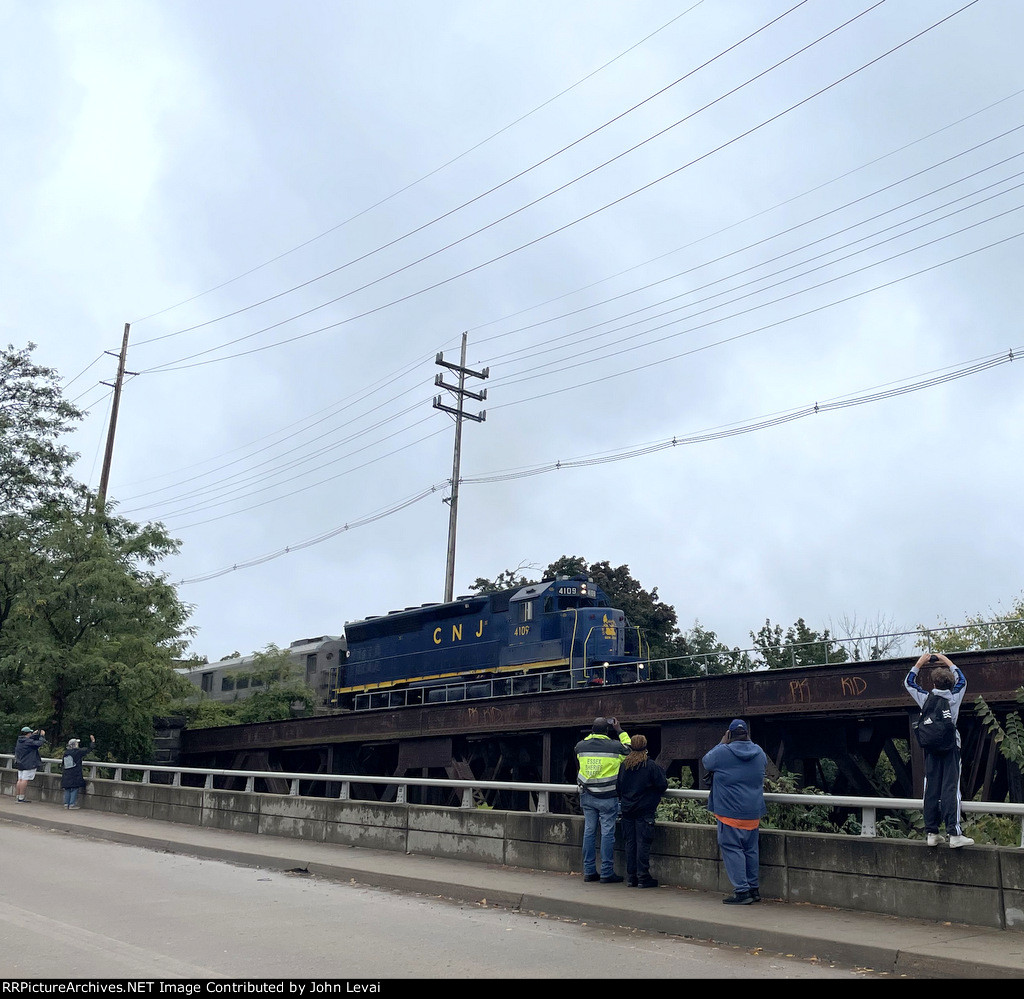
top-left (330, 575), bottom-right (648, 710)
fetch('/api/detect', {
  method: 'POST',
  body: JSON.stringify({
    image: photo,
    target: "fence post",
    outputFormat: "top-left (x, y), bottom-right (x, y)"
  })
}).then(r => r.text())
top-left (461, 788), bottom-right (474, 808)
top-left (205, 774), bottom-right (213, 790)
top-left (861, 806), bottom-right (876, 837)
top-left (245, 776), bottom-right (254, 792)
top-left (142, 770), bottom-right (150, 784)
top-left (536, 791), bottom-right (549, 814)
top-left (172, 771), bottom-right (181, 787)
top-left (340, 781), bottom-right (350, 801)
top-left (397, 785), bottom-right (407, 804)
top-left (289, 779), bottom-right (300, 797)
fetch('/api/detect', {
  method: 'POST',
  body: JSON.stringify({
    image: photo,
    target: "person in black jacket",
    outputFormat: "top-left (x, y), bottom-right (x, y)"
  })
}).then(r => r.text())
top-left (616, 734), bottom-right (668, 888)
top-left (14, 726), bottom-right (46, 803)
top-left (61, 736), bottom-right (96, 809)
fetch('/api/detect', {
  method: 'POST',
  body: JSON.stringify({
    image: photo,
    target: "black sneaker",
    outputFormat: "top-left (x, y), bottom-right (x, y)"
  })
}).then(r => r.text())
top-left (749, 890), bottom-right (761, 902)
top-left (583, 873), bottom-right (601, 883)
top-left (637, 878), bottom-right (659, 889)
top-left (627, 880), bottom-right (638, 888)
top-left (723, 891), bottom-right (753, 905)
top-left (600, 874), bottom-right (625, 884)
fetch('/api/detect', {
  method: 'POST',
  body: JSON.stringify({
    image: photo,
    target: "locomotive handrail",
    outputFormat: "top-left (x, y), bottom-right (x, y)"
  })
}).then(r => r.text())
top-left (3, 753), bottom-right (1023, 844)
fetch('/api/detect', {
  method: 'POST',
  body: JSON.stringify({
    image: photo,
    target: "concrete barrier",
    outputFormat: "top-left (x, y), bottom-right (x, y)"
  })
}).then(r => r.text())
top-left (5, 768), bottom-right (1022, 930)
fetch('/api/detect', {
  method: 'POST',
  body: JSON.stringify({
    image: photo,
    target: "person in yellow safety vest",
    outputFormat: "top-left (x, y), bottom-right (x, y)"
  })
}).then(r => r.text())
top-left (575, 716), bottom-right (630, 884)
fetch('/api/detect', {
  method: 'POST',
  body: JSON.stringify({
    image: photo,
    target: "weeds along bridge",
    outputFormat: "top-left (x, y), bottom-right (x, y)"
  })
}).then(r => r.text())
top-left (178, 647), bottom-right (1024, 808)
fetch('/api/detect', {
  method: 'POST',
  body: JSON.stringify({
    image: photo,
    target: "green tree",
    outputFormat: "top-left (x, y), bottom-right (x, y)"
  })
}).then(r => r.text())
top-left (676, 620), bottom-right (753, 676)
top-left (917, 594), bottom-right (1024, 653)
top-left (468, 556), bottom-right (750, 678)
top-left (751, 618), bottom-right (849, 669)
top-left (11, 505), bottom-right (194, 759)
top-left (179, 644), bottom-right (317, 729)
top-left (0, 343), bottom-right (195, 760)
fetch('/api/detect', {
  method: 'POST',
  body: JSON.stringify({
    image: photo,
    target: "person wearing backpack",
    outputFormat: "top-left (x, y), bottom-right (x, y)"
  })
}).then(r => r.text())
top-left (905, 653), bottom-right (973, 848)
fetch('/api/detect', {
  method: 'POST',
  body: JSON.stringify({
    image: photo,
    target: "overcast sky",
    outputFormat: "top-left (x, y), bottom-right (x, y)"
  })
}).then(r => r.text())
top-left (3, 0), bottom-right (1022, 662)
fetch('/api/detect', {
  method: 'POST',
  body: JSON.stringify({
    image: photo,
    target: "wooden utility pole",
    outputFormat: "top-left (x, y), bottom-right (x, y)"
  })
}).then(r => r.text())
top-left (96, 322), bottom-right (132, 511)
top-left (433, 332), bottom-right (488, 603)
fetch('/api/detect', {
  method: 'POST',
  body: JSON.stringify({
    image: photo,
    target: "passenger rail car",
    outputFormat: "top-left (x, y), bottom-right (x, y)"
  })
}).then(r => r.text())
top-left (180, 636), bottom-right (346, 707)
top-left (329, 575), bottom-right (647, 710)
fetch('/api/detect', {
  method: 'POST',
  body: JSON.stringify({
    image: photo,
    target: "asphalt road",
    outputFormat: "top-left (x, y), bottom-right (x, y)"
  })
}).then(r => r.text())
top-left (0, 823), bottom-right (878, 979)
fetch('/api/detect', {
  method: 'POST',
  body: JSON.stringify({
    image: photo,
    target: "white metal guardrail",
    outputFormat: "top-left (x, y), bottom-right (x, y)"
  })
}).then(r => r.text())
top-left (4, 753), bottom-right (1024, 844)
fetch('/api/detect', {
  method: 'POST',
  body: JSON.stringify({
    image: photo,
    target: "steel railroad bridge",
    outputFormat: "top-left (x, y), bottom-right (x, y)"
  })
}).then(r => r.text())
top-left (179, 647), bottom-right (1024, 809)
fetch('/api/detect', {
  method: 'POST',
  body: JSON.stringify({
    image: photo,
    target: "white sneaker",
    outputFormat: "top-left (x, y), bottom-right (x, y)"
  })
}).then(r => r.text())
top-left (927, 833), bottom-right (944, 847)
top-left (950, 835), bottom-right (975, 849)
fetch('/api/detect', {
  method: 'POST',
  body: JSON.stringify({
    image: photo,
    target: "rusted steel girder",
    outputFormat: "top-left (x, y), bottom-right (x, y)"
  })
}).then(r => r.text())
top-left (181, 647), bottom-right (1024, 759)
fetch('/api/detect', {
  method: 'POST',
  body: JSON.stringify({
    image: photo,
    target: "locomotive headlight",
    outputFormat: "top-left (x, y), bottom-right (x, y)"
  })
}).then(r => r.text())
top-left (638, 663), bottom-right (646, 671)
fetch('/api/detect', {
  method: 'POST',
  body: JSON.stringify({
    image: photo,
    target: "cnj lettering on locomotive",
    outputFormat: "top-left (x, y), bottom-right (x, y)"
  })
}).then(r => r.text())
top-left (433, 619), bottom-right (488, 645)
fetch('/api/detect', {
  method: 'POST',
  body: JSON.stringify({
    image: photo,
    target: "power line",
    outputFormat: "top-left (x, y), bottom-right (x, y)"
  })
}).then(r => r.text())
top-left (132, 1), bottom-right (807, 352)
top-left (129, 3), bottom-right (704, 327)
top-left (137, 1), bottom-right (977, 377)
top-left (175, 346), bottom-right (1017, 584)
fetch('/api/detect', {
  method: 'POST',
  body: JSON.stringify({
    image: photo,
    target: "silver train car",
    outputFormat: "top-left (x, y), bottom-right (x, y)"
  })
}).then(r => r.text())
top-left (179, 635), bottom-right (346, 707)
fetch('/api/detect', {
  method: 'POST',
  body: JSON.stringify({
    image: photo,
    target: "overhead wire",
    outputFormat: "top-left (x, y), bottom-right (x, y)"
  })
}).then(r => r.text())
top-left (132, 0), bottom-right (811, 352)
top-left (124, 153), bottom-right (1024, 522)
top-left (113, 87), bottom-right (1024, 501)
top-left (174, 347), bottom-right (1018, 584)
top-left (129, 3), bottom-right (705, 327)
top-left (487, 173), bottom-right (1024, 386)
top-left (135, 1), bottom-right (978, 376)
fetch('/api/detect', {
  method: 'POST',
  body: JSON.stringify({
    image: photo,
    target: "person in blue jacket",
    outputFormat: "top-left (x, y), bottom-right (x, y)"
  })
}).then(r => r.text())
top-left (701, 719), bottom-right (767, 906)
top-left (14, 726), bottom-right (46, 803)
top-left (905, 652), bottom-right (973, 848)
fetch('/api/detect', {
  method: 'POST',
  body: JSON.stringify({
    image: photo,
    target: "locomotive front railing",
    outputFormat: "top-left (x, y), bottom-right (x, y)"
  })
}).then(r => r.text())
top-left (3, 753), bottom-right (1024, 844)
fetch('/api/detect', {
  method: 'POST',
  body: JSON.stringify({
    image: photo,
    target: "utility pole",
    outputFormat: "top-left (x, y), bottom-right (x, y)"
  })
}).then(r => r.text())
top-left (96, 322), bottom-right (134, 512)
top-left (433, 332), bottom-right (488, 603)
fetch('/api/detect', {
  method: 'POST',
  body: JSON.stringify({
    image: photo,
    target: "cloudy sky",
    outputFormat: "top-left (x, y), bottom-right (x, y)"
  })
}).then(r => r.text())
top-left (3, 0), bottom-right (1022, 663)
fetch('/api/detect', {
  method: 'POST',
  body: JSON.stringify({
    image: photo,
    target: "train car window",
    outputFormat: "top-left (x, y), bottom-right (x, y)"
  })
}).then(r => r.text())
top-left (236, 675), bottom-right (249, 690)
top-left (250, 676), bottom-right (264, 688)
top-left (544, 597), bottom-right (553, 613)
top-left (221, 675), bottom-right (235, 692)
top-left (201, 673), bottom-right (212, 693)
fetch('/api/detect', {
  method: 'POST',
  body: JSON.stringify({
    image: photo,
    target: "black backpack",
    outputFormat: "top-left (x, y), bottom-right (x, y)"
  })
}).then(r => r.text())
top-left (914, 691), bottom-right (957, 752)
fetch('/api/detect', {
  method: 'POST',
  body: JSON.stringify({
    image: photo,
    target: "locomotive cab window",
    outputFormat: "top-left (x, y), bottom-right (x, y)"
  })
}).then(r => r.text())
top-left (518, 600), bottom-right (534, 623)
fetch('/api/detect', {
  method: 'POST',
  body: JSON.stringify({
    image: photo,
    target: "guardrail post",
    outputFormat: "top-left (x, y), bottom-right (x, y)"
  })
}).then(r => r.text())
top-left (172, 771), bottom-right (181, 787)
top-left (397, 785), bottom-right (406, 804)
top-left (461, 788), bottom-right (474, 808)
top-left (142, 770), bottom-right (150, 784)
top-left (289, 779), bottom-right (300, 796)
top-left (205, 774), bottom-right (213, 790)
top-left (245, 776), bottom-right (255, 793)
top-left (340, 781), bottom-right (350, 800)
top-left (536, 791), bottom-right (549, 814)
top-left (861, 806), bottom-right (876, 837)
top-left (43, 761), bottom-right (52, 774)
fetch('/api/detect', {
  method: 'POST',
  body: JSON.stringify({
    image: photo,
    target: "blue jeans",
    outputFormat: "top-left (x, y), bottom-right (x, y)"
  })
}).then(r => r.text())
top-left (716, 820), bottom-right (759, 894)
top-left (63, 788), bottom-right (80, 808)
top-left (581, 791), bottom-right (619, 878)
